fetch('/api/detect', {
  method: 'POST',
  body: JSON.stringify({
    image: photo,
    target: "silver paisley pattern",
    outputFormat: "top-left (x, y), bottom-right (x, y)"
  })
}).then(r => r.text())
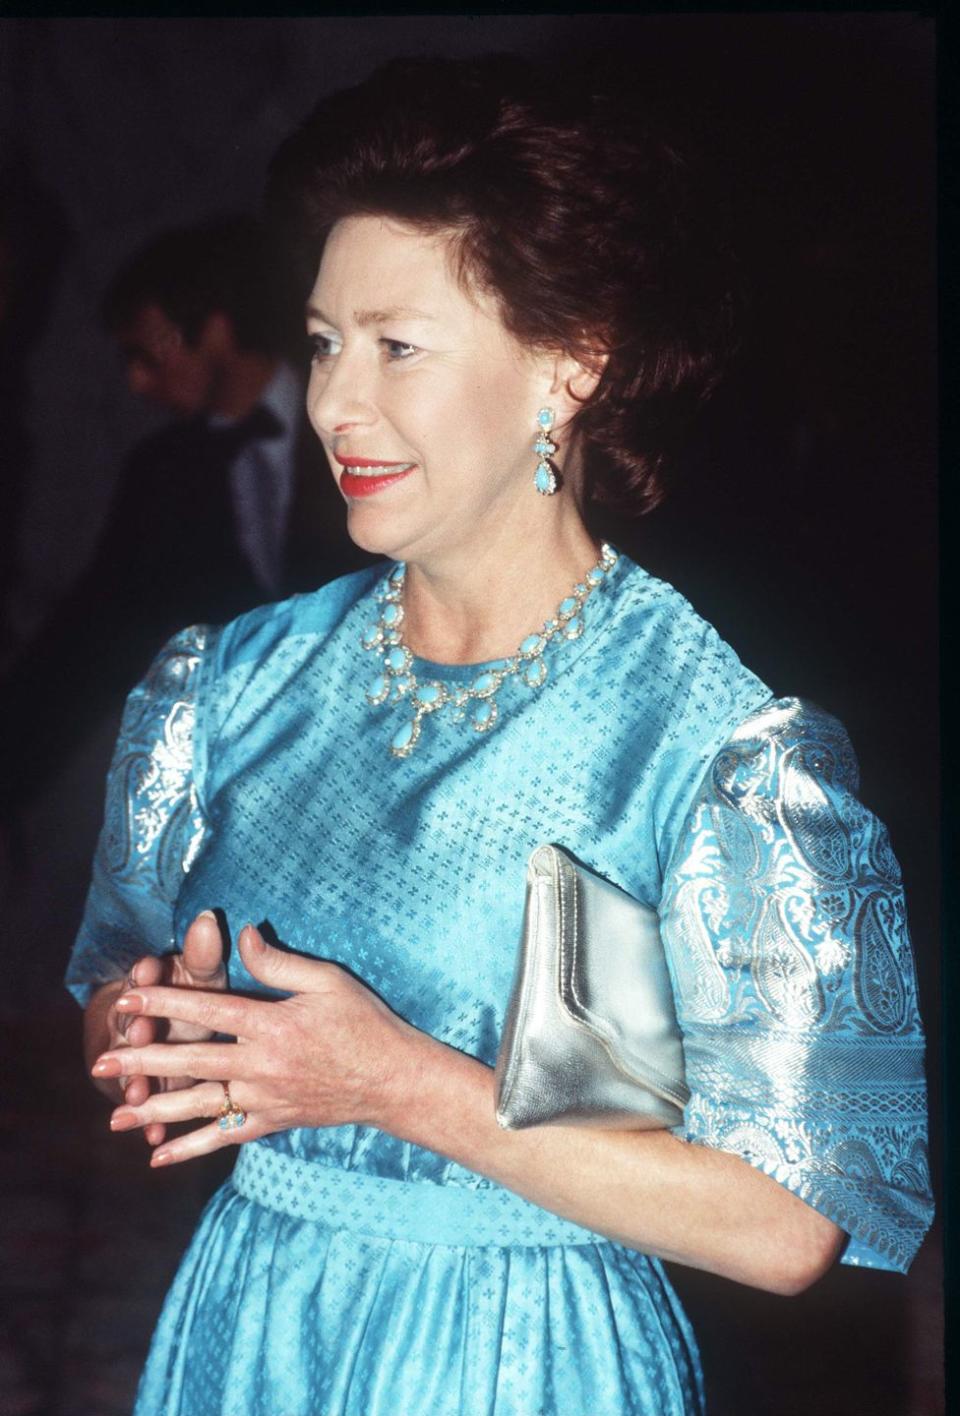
top-left (660, 698), bottom-right (932, 1273)
top-left (66, 626), bottom-right (212, 1003)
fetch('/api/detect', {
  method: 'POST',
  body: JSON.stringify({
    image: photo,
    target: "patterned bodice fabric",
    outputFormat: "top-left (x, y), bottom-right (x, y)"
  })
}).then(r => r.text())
top-left (67, 553), bottom-right (933, 1414)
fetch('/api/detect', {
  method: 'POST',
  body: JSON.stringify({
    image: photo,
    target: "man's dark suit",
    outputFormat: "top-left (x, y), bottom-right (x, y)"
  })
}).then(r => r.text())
top-left (1, 409), bottom-right (375, 816)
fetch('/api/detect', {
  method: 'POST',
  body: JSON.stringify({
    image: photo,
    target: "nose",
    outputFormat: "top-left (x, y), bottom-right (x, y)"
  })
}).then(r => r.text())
top-left (307, 346), bottom-right (377, 440)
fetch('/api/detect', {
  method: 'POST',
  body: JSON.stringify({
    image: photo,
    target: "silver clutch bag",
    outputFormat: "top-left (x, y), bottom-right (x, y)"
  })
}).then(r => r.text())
top-left (494, 844), bottom-right (688, 1130)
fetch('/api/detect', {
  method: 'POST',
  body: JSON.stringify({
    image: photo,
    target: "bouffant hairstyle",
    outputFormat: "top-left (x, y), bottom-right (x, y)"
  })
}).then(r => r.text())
top-left (267, 54), bottom-right (738, 515)
top-left (102, 216), bottom-right (286, 356)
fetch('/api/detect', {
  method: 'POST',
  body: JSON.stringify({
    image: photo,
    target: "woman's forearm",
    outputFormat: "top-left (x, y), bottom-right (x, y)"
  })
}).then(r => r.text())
top-left (92, 934), bottom-right (845, 1292)
top-left (381, 1024), bottom-right (844, 1296)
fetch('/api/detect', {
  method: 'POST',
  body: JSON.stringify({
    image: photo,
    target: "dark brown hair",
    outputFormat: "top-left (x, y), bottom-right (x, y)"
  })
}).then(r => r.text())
top-left (267, 54), bottom-right (739, 515)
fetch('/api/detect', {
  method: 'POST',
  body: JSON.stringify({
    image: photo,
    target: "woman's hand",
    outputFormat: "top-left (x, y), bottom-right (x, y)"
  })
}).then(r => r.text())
top-left (93, 922), bottom-right (842, 1292)
top-left (86, 911), bottom-right (227, 1146)
top-left (95, 924), bottom-right (418, 1167)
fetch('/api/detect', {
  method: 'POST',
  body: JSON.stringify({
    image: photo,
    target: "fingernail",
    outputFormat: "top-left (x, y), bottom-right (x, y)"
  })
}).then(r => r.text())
top-left (241, 923), bottom-right (262, 949)
top-left (151, 1150), bottom-right (171, 1167)
top-left (199, 910), bottom-right (216, 921)
top-left (110, 1110), bottom-right (136, 1131)
top-left (93, 1057), bottom-right (121, 1077)
top-left (115, 993), bottom-right (144, 1012)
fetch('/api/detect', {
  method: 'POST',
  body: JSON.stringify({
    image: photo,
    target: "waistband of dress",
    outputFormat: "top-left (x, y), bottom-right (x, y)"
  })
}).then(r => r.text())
top-left (230, 1141), bottom-right (607, 1248)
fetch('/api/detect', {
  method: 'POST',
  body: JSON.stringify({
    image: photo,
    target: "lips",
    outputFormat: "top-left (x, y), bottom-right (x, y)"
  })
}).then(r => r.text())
top-left (335, 456), bottom-right (417, 499)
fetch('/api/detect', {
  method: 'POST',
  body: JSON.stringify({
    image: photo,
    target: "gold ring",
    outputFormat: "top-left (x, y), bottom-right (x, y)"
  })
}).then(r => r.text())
top-left (217, 1083), bottom-right (247, 1131)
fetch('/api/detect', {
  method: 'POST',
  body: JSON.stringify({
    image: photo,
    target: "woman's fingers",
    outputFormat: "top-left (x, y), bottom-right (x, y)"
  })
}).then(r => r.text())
top-left (151, 1117), bottom-right (251, 1168)
top-left (122, 1013), bottom-right (156, 1048)
top-left (130, 955), bottom-right (164, 988)
top-left (115, 985), bottom-right (255, 1037)
top-left (111, 1081), bottom-right (227, 1131)
top-left (238, 924), bottom-right (333, 994)
top-left (93, 1040), bottom-right (240, 1082)
top-left (179, 911), bottom-right (226, 985)
top-left (107, 952), bottom-right (220, 1149)
top-left (112, 1056), bottom-right (164, 1144)
top-left (122, 1074), bottom-right (151, 1108)
top-left (113, 1003), bottom-right (156, 1056)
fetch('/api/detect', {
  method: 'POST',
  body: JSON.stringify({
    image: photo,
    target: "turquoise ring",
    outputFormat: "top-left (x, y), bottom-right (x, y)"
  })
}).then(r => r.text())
top-left (217, 1084), bottom-right (247, 1131)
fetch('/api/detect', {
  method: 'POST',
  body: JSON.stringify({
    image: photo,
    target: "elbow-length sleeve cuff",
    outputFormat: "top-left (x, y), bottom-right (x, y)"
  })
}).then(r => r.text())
top-left (65, 625), bottom-right (213, 1007)
top-left (658, 698), bottom-right (934, 1274)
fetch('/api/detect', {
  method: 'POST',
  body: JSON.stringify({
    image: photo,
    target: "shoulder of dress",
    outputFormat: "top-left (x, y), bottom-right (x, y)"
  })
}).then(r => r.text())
top-left (611, 556), bottom-right (754, 666)
top-left (605, 557), bottom-right (772, 734)
top-left (128, 623), bottom-right (211, 705)
top-left (706, 696), bottom-right (862, 800)
top-left (114, 625), bottom-right (212, 757)
top-left (725, 696), bottom-right (854, 753)
top-left (212, 563), bottom-right (387, 671)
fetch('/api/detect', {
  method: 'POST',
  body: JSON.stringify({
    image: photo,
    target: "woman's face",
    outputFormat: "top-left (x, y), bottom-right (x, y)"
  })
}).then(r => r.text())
top-left (306, 215), bottom-right (558, 567)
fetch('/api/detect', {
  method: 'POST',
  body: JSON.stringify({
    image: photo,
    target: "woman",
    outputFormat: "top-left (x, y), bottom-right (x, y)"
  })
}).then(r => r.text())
top-left (68, 55), bottom-right (932, 1415)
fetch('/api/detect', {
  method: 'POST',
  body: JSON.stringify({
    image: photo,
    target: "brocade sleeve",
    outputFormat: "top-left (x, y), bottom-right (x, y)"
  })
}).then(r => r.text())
top-left (659, 698), bottom-right (933, 1273)
top-left (65, 626), bottom-right (212, 1007)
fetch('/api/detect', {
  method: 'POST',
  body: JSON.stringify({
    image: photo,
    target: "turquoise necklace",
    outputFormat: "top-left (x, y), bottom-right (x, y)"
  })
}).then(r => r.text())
top-left (360, 543), bottom-right (618, 759)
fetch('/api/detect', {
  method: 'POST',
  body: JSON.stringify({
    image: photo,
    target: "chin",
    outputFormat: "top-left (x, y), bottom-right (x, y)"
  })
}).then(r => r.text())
top-left (344, 503), bottom-right (410, 561)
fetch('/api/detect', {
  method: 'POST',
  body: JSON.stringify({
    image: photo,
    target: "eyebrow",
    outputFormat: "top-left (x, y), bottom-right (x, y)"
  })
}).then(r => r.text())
top-left (305, 304), bottom-right (438, 328)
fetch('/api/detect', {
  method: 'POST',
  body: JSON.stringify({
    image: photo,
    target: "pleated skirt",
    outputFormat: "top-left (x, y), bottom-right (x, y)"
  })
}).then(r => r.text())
top-left (134, 1142), bottom-right (704, 1416)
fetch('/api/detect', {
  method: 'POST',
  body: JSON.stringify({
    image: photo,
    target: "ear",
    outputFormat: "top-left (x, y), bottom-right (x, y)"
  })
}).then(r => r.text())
top-left (547, 348), bottom-right (607, 424)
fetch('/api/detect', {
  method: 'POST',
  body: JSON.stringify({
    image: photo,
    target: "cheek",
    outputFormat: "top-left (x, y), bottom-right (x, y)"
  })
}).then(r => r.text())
top-left (377, 357), bottom-right (536, 478)
top-left (451, 373), bottom-right (534, 470)
top-left (305, 369), bottom-right (324, 434)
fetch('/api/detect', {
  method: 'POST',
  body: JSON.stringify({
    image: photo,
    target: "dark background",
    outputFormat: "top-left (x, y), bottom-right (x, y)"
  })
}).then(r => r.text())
top-left (0, 14), bottom-right (940, 1416)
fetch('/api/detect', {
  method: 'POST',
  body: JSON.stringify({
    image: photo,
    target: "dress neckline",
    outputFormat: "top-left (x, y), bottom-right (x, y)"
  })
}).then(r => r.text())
top-left (391, 548), bottom-right (630, 686)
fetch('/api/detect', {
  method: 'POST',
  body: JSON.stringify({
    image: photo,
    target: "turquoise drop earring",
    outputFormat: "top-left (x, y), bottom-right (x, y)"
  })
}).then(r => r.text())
top-left (534, 407), bottom-right (558, 495)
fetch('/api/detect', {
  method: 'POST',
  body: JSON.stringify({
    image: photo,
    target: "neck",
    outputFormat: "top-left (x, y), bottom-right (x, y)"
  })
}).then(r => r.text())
top-left (400, 505), bottom-right (601, 666)
top-left (209, 351), bottom-right (279, 419)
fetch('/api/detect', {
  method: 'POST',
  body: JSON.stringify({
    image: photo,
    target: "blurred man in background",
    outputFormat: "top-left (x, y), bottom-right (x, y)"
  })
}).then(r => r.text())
top-left (1, 215), bottom-right (371, 821)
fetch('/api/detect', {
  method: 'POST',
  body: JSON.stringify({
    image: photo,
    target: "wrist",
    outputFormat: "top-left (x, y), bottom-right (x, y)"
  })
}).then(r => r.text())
top-left (367, 1014), bottom-right (433, 1134)
top-left (370, 1021), bottom-right (497, 1163)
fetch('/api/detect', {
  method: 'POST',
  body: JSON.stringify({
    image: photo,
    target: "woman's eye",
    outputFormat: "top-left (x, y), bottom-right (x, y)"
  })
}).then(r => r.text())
top-left (382, 339), bottom-right (419, 361)
top-left (308, 332), bottom-right (341, 362)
